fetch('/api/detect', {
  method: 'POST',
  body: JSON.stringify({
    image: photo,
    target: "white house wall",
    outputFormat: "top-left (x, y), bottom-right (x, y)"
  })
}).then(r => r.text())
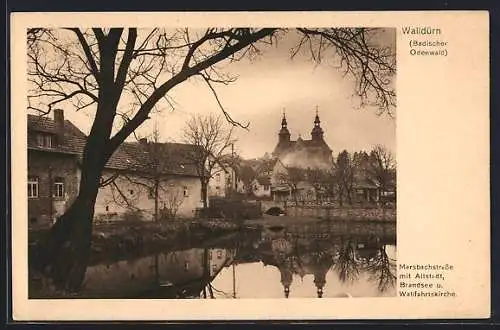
top-left (207, 164), bottom-right (237, 198)
top-left (95, 170), bottom-right (202, 221)
top-left (251, 179), bottom-right (271, 198)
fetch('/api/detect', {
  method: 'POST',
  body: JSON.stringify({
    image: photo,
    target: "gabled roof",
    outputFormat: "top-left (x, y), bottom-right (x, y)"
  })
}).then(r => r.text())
top-left (273, 138), bottom-right (332, 156)
top-left (255, 158), bottom-right (278, 174)
top-left (107, 141), bottom-right (200, 177)
top-left (28, 114), bottom-right (87, 155)
top-left (254, 176), bottom-right (271, 186)
top-left (27, 114), bottom-right (200, 177)
top-left (240, 158), bottom-right (266, 171)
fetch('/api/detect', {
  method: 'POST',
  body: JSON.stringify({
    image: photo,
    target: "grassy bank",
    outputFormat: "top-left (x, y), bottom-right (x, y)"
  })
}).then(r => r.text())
top-left (29, 219), bottom-right (240, 267)
top-left (28, 219), bottom-right (243, 298)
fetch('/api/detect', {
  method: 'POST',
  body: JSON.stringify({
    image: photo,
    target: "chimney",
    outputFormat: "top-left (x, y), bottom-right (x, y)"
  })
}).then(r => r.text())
top-left (53, 109), bottom-right (64, 144)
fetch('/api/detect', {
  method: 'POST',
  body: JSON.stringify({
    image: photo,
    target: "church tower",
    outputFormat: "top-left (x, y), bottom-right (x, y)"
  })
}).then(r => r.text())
top-left (279, 264), bottom-right (293, 298)
top-left (314, 266), bottom-right (328, 298)
top-left (279, 111), bottom-right (291, 144)
top-left (311, 108), bottom-right (324, 142)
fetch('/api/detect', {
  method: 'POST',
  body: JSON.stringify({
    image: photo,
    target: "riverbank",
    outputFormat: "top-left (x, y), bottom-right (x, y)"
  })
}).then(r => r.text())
top-left (29, 219), bottom-right (242, 267)
top-left (28, 220), bottom-right (244, 298)
top-left (29, 211), bottom-right (395, 262)
top-left (28, 215), bottom-right (396, 298)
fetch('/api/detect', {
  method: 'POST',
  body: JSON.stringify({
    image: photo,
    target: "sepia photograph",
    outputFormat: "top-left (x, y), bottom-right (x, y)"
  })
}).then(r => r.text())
top-left (10, 10), bottom-right (491, 321)
top-left (25, 26), bottom-right (397, 300)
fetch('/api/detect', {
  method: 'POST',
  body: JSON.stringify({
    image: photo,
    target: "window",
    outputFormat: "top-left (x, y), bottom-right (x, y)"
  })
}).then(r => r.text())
top-left (216, 250), bottom-right (223, 259)
top-left (148, 187), bottom-right (156, 199)
top-left (44, 135), bottom-right (53, 147)
top-left (264, 185), bottom-right (270, 191)
top-left (53, 177), bottom-right (64, 198)
top-left (183, 186), bottom-right (189, 197)
top-left (105, 205), bottom-right (109, 212)
top-left (28, 176), bottom-right (38, 198)
top-left (216, 173), bottom-right (221, 182)
top-left (184, 261), bottom-right (190, 271)
top-left (129, 189), bottom-right (134, 195)
top-left (36, 133), bottom-right (53, 148)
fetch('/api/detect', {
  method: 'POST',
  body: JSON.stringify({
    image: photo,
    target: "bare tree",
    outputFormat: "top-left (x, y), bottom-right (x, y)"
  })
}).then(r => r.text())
top-left (126, 129), bottom-right (176, 222)
top-left (98, 126), bottom-right (179, 222)
top-left (367, 145), bottom-right (396, 197)
top-left (334, 237), bottom-right (360, 283)
top-left (305, 168), bottom-right (327, 203)
top-left (277, 164), bottom-right (306, 205)
top-left (293, 28), bottom-right (396, 116)
top-left (305, 166), bottom-right (342, 203)
top-left (162, 189), bottom-right (184, 219)
top-left (27, 27), bottom-right (395, 291)
top-left (183, 113), bottom-right (236, 208)
top-left (237, 164), bottom-right (257, 196)
top-left (365, 245), bottom-right (397, 293)
top-left (335, 150), bottom-right (355, 205)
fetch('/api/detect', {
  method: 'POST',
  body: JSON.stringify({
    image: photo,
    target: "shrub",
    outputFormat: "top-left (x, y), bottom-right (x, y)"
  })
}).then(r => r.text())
top-left (122, 209), bottom-right (144, 223)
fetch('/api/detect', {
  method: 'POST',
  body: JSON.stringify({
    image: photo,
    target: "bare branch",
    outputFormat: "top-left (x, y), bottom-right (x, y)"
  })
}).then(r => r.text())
top-left (199, 72), bottom-right (249, 129)
top-left (67, 28), bottom-right (100, 82)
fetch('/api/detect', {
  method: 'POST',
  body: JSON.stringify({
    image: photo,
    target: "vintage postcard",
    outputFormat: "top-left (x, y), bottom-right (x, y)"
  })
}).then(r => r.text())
top-left (10, 11), bottom-right (490, 320)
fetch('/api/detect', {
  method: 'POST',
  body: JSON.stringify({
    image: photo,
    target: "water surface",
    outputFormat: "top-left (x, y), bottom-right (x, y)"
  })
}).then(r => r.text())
top-left (81, 221), bottom-right (397, 298)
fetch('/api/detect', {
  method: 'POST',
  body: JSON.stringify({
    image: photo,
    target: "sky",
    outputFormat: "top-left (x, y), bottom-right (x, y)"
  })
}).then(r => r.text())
top-left (52, 28), bottom-right (396, 160)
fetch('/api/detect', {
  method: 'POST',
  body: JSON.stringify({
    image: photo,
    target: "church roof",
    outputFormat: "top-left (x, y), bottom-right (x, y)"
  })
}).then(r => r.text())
top-left (273, 138), bottom-right (332, 155)
top-left (272, 110), bottom-right (332, 165)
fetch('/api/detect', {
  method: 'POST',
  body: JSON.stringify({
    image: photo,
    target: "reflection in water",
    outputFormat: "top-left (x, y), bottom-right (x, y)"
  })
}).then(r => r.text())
top-left (365, 245), bottom-right (397, 293)
top-left (80, 222), bottom-right (396, 299)
top-left (335, 238), bottom-right (359, 284)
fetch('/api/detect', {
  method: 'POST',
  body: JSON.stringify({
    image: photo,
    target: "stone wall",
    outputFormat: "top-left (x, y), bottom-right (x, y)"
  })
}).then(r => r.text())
top-left (285, 206), bottom-right (396, 222)
top-left (260, 199), bottom-right (395, 222)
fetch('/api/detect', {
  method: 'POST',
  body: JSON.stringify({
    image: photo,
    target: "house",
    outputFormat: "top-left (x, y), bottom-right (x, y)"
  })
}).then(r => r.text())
top-left (350, 151), bottom-right (397, 204)
top-left (27, 110), bottom-right (204, 227)
top-left (250, 157), bottom-right (277, 198)
top-left (95, 140), bottom-right (203, 221)
top-left (206, 160), bottom-right (237, 199)
top-left (231, 160), bottom-right (259, 196)
top-left (251, 176), bottom-right (272, 198)
top-left (27, 109), bottom-right (85, 228)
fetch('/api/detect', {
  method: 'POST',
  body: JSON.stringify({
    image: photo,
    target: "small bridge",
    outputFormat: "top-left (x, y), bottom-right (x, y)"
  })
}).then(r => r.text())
top-left (260, 200), bottom-right (287, 215)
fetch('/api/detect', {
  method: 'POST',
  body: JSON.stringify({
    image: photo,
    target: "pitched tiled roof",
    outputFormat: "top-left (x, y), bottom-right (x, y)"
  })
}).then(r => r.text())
top-left (255, 176), bottom-right (271, 186)
top-left (353, 178), bottom-right (379, 189)
top-left (27, 114), bottom-right (200, 177)
top-left (27, 114), bottom-right (87, 154)
top-left (107, 141), bottom-right (200, 177)
top-left (254, 158), bottom-right (278, 174)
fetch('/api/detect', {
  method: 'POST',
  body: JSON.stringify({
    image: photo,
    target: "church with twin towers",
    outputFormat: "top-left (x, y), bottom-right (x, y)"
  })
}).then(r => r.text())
top-left (271, 108), bottom-right (334, 170)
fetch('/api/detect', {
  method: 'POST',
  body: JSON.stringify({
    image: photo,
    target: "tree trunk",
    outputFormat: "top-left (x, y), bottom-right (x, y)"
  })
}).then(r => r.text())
top-left (201, 181), bottom-right (208, 209)
top-left (35, 159), bottom-right (103, 292)
top-left (154, 181), bottom-right (159, 222)
top-left (35, 111), bottom-right (113, 292)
